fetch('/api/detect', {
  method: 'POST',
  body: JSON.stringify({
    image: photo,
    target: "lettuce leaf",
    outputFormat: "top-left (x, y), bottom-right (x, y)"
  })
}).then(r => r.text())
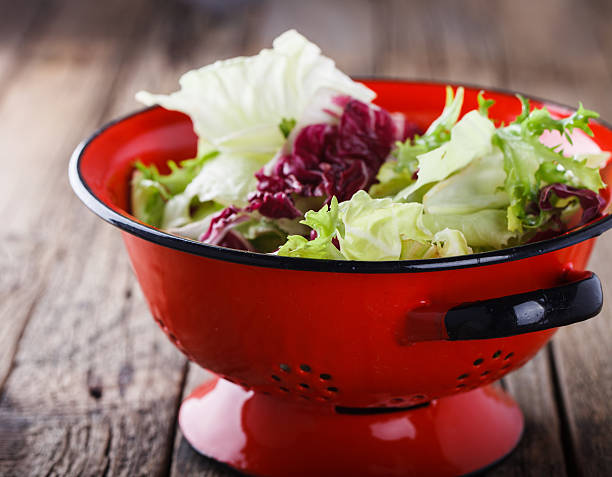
top-left (422, 151), bottom-right (508, 215)
top-left (412, 111), bottom-right (496, 189)
top-left (130, 154), bottom-right (215, 227)
top-left (277, 196), bottom-right (344, 259)
top-left (395, 110), bottom-right (496, 201)
top-left (427, 228), bottom-right (474, 258)
top-left (136, 30), bottom-right (376, 223)
top-left (370, 86), bottom-right (464, 198)
top-left (422, 209), bottom-right (516, 249)
top-left (130, 171), bottom-right (167, 227)
top-left (424, 86), bottom-right (465, 139)
top-left (337, 191), bottom-right (431, 260)
top-left (278, 191), bottom-right (474, 261)
top-left (162, 152), bottom-right (269, 229)
top-left (493, 98), bottom-right (604, 231)
top-left (136, 30), bottom-right (375, 158)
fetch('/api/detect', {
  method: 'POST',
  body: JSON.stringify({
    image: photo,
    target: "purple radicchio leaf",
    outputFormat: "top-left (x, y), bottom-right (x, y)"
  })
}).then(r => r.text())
top-left (200, 98), bottom-right (423, 250)
top-left (199, 206), bottom-right (255, 251)
top-left (253, 97), bottom-right (407, 219)
top-left (247, 191), bottom-right (302, 219)
top-left (539, 183), bottom-right (606, 226)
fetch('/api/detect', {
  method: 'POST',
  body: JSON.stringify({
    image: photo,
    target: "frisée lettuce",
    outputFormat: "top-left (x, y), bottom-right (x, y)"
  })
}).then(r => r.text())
top-left (277, 191), bottom-right (473, 260)
top-left (130, 30), bottom-right (609, 261)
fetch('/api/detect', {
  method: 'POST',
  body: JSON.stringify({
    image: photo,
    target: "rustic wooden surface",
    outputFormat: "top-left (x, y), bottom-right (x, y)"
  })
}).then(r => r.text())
top-left (0, 0), bottom-right (611, 475)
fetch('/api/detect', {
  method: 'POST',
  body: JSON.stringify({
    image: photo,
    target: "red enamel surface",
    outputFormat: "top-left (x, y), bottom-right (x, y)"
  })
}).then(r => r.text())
top-left (179, 378), bottom-right (523, 477)
top-left (75, 81), bottom-right (612, 476)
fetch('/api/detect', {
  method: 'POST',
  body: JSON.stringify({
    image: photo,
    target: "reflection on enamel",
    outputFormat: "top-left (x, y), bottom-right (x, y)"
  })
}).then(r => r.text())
top-left (540, 128), bottom-right (601, 156)
top-left (370, 416), bottom-right (416, 441)
top-left (179, 379), bottom-right (251, 466)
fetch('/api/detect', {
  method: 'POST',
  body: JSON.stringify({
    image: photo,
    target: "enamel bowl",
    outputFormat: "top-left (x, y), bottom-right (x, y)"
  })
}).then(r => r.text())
top-left (70, 80), bottom-right (612, 477)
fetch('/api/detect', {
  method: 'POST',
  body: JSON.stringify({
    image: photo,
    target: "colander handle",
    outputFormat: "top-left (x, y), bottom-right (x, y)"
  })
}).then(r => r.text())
top-left (444, 271), bottom-right (603, 340)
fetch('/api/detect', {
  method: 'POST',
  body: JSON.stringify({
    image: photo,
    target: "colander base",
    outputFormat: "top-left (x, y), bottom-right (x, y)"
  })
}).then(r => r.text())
top-left (179, 377), bottom-right (524, 477)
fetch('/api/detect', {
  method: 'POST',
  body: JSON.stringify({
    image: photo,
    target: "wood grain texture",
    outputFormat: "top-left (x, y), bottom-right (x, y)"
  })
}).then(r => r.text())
top-left (551, 240), bottom-right (612, 477)
top-left (0, 0), bottom-right (150, 389)
top-left (1, 0), bottom-right (611, 476)
top-left (379, 2), bottom-right (571, 475)
top-left (0, 1), bottom-right (188, 475)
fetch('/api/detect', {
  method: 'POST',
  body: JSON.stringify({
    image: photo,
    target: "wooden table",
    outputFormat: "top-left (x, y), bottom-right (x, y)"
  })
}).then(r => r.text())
top-left (1, 0), bottom-right (611, 475)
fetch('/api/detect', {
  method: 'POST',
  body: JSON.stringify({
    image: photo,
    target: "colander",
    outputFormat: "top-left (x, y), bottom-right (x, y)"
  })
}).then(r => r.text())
top-left (69, 80), bottom-right (612, 477)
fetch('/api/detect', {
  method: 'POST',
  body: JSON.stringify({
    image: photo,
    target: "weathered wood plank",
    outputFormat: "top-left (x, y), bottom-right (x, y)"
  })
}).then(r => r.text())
top-left (550, 242), bottom-right (612, 477)
top-left (504, 2), bottom-right (612, 476)
top-left (381, 1), bottom-right (570, 475)
top-left (547, 2), bottom-right (612, 474)
top-left (493, 347), bottom-right (569, 477)
top-left (0, 1), bottom-right (191, 476)
top-left (0, 0), bottom-right (45, 93)
top-left (0, 0), bottom-right (149, 392)
top-left (495, 0), bottom-right (611, 115)
top-left (1, 0), bottom-right (610, 476)
top-left (168, 1), bottom-right (381, 473)
top-left (254, 0), bottom-right (376, 74)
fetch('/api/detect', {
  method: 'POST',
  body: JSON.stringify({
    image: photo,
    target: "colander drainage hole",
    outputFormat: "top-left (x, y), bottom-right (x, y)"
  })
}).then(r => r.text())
top-left (504, 352), bottom-right (514, 360)
top-left (327, 386), bottom-right (339, 393)
top-left (299, 364), bottom-right (311, 372)
top-left (480, 370), bottom-right (490, 377)
top-left (457, 373), bottom-right (469, 380)
top-left (456, 383), bottom-right (466, 389)
top-left (279, 386), bottom-right (289, 392)
top-left (320, 373), bottom-right (332, 381)
top-left (473, 358), bottom-right (484, 366)
top-left (279, 363), bottom-right (291, 373)
top-left (299, 383), bottom-right (310, 389)
top-left (271, 375), bottom-right (281, 382)
top-left (492, 350), bottom-right (502, 359)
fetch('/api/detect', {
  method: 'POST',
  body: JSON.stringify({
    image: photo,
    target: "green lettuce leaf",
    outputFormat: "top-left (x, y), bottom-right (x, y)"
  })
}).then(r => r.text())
top-left (396, 110), bottom-right (496, 201)
top-left (425, 86), bottom-right (464, 136)
top-left (166, 201), bottom-right (224, 240)
top-left (493, 98), bottom-right (604, 232)
top-left (422, 151), bottom-right (508, 215)
top-left (422, 209), bottom-right (516, 249)
top-left (136, 30), bottom-right (375, 221)
top-left (370, 86), bottom-right (464, 198)
top-left (427, 228), bottom-right (474, 258)
top-left (413, 110), bottom-right (496, 189)
top-left (130, 153), bottom-right (215, 227)
top-left (337, 191), bottom-right (432, 260)
top-left (162, 152), bottom-right (269, 229)
top-left (136, 30), bottom-right (375, 157)
top-left (277, 197), bottom-right (345, 259)
top-left (278, 191), bottom-right (475, 260)
top-left (233, 218), bottom-right (288, 253)
top-left (130, 171), bottom-right (167, 227)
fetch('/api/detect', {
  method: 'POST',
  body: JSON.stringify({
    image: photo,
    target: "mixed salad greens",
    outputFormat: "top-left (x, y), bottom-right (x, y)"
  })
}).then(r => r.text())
top-left (132, 30), bottom-right (609, 261)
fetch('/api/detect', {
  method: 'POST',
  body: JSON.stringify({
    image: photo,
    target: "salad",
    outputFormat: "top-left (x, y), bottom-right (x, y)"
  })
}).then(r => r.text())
top-left (132, 30), bottom-right (609, 261)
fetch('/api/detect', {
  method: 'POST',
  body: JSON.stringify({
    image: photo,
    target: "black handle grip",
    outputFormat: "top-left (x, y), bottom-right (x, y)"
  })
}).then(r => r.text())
top-left (444, 272), bottom-right (603, 340)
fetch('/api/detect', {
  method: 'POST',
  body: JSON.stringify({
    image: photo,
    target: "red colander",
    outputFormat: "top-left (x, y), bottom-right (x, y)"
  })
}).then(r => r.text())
top-left (69, 81), bottom-right (612, 477)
